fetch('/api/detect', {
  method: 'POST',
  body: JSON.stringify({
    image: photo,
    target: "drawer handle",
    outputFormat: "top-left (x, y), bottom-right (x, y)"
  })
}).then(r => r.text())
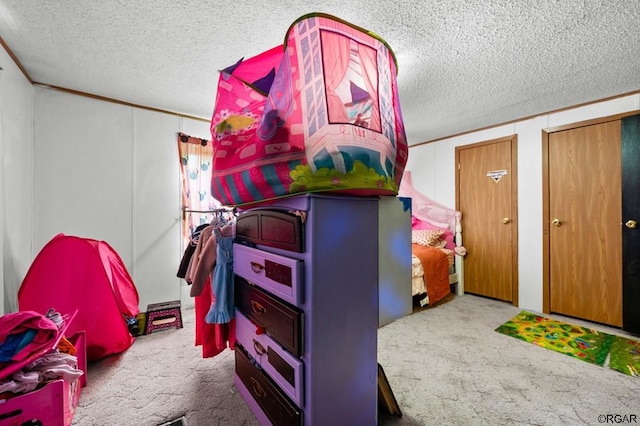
top-left (251, 377), bottom-right (267, 398)
top-left (250, 262), bottom-right (264, 273)
top-left (251, 300), bottom-right (267, 315)
top-left (253, 339), bottom-right (266, 356)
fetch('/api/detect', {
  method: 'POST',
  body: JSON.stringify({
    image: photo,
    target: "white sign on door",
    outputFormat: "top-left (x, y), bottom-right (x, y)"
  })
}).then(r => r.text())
top-left (487, 169), bottom-right (508, 183)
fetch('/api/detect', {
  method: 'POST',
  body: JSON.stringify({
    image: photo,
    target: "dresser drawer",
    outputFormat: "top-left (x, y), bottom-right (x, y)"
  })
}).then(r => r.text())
top-left (235, 310), bottom-right (304, 407)
top-left (234, 244), bottom-right (303, 306)
top-left (235, 276), bottom-right (303, 357)
top-left (235, 346), bottom-right (302, 426)
top-left (236, 209), bottom-right (304, 252)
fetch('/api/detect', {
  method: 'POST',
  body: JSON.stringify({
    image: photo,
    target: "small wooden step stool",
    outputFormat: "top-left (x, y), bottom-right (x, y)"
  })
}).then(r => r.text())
top-left (145, 300), bottom-right (183, 335)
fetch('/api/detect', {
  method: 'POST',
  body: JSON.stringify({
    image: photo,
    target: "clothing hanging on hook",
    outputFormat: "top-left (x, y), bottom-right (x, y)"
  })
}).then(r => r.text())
top-left (210, 207), bottom-right (237, 229)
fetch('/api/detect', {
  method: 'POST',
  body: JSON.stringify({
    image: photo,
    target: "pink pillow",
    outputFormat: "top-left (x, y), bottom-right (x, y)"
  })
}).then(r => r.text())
top-left (412, 216), bottom-right (455, 249)
top-left (411, 216), bottom-right (431, 230)
top-left (441, 232), bottom-right (455, 250)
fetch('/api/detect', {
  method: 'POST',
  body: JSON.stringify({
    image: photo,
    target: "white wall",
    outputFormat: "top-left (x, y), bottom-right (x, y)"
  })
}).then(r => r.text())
top-left (1, 38), bottom-right (211, 315)
top-left (406, 94), bottom-right (640, 313)
top-left (0, 47), bottom-right (33, 315)
top-left (3, 42), bottom-right (639, 318)
top-left (32, 87), bottom-right (211, 312)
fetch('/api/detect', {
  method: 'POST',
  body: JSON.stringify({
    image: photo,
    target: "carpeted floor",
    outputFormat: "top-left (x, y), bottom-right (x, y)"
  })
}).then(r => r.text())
top-left (72, 294), bottom-right (640, 426)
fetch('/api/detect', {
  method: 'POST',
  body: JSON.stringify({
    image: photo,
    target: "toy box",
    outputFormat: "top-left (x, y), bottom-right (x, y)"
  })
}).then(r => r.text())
top-left (0, 330), bottom-right (87, 426)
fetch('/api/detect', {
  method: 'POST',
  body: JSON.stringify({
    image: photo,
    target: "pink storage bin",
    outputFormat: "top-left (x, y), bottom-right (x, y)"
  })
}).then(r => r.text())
top-left (0, 330), bottom-right (87, 426)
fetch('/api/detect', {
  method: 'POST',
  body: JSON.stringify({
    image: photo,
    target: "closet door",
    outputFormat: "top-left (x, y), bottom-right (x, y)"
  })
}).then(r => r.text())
top-left (547, 120), bottom-right (622, 327)
top-left (622, 115), bottom-right (640, 333)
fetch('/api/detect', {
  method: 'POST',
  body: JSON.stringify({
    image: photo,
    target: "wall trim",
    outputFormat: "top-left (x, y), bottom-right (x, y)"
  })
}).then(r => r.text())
top-left (0, 36), bottom-right (32, 83)
top-left (3, 34), bottom-right (637, 141)
top-left (411, 90), bottom-right (640, 148)
top-left (33, 83), bottom-right (209, 122)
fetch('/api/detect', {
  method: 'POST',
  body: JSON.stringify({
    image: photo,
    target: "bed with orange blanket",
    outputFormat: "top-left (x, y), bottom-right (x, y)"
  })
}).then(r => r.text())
top-left (411, 243), bottom-right (454, 306)
top-left (400, 171), bottom-right (466, 307)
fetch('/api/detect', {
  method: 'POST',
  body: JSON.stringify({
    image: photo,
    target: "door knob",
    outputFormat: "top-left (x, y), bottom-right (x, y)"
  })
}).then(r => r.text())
top-left (626, 220), bottom-right (637, 229)
top-left (552, 218), bottom-right (561, 227)
top-left (501, 217), bottom-right (511, 224)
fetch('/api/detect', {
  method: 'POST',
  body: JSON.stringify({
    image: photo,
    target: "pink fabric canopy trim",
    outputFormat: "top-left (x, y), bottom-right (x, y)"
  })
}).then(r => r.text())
top-left (398, 171), bottom-right (462, 232)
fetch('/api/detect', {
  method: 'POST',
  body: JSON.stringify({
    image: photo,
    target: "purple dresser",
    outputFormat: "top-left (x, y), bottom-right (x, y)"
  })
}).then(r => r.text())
top-left (233, 194), bottom-right (379, 425)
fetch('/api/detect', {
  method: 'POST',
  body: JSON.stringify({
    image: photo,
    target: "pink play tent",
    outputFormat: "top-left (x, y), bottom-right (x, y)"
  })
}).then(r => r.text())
top-left (18, 234), bottom-right (140, 361)
top-left (210, 13), bottom-right (408, 206)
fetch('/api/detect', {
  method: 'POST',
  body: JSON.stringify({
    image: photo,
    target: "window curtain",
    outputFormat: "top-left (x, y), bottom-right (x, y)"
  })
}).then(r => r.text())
top-left (357, 43), bottom-right (381, 132)
top-left (177, 132), bottom-right (220, 247)
top-left (321, 30), bottom-right (351, 123)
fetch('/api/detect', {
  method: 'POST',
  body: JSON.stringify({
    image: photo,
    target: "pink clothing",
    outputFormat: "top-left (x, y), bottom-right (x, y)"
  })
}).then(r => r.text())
top-left (194, 276), bottom-right (235, 358)
top-left (189, 223), bottom-right (237, 356)
top-left (0, 311), bottom-right (60, 381)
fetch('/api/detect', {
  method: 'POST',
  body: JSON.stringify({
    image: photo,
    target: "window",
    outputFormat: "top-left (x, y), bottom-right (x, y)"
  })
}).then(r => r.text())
top-left (177, 132), bottom-right (220, 247)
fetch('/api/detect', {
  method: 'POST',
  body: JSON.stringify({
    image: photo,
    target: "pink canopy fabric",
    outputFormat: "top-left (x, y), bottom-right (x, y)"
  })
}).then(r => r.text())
top-left (399, 171), bottom-right (462, 232)
top-left (18, 234), bottom-right (140, 361)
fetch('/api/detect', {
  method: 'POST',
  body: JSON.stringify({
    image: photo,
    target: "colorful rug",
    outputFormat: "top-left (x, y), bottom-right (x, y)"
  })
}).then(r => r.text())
top-left (609, 335), bottom-right (640, 376)
top-left (495, 311), bottom-right (615, 366)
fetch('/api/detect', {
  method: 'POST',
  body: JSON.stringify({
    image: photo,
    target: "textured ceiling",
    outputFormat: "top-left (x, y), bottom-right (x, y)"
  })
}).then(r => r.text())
top-left (0, 0), bottom-right (639, 144)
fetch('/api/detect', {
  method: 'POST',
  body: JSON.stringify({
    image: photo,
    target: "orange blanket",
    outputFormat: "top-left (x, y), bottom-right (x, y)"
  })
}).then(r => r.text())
top-left (411, 244), bottom-right (451, 305)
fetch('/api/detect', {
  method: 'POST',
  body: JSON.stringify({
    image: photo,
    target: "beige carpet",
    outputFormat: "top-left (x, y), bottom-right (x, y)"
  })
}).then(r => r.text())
top-left (72, 294), bottom-right (639, 426)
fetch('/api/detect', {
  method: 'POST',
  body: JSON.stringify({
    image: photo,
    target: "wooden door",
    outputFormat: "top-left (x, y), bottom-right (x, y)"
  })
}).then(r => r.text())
top-left (457, 136), bottom-right (517, 302)
top-left (547, 121), bottom-right (622, 326)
